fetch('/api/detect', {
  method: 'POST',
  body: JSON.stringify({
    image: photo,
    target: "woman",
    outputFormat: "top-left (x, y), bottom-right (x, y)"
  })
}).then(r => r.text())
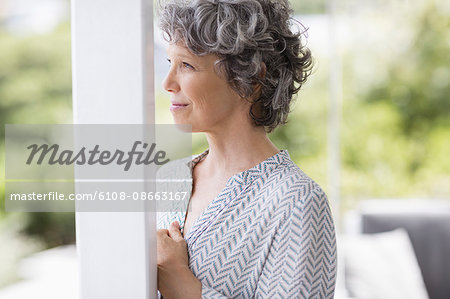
top-left (156, 0), bottom-right (337, 298)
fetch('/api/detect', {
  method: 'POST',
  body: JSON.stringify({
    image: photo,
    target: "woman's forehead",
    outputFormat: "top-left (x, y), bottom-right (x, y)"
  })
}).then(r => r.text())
top-left (166, 43), bottom-right (195, 58)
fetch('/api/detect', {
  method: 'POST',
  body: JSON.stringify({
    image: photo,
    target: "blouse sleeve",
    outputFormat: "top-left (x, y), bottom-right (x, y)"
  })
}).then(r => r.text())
top-left (253, 185), bottom-right (337, 298)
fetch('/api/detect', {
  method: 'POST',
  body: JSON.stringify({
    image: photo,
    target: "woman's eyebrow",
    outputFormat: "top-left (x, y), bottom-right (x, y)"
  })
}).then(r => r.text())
top-left (168, 53), bottom-right (210, 69)
top-left (176, 54), bottom-right (196, 61)
top-left (166, 49), bottom-right (197, 60)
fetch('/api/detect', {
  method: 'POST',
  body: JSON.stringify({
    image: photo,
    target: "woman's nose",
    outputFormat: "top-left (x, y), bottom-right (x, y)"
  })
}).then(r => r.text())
top-left (162, 68), bottom-right (180, 93)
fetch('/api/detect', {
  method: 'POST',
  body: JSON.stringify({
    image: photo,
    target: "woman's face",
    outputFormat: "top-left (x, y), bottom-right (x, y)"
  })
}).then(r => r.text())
top-left (163, 43), bottom-right (250, 133)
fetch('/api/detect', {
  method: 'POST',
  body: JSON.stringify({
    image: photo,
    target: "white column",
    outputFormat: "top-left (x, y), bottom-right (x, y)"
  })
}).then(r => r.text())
top-left (71, 0), bottom-right (156, 298)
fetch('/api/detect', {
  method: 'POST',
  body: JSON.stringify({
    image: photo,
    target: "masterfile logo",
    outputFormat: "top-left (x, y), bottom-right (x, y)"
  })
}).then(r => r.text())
top-left (4, 124), bottom-right (192, 212)
top-left (26, 141), bottom-right (170, 171)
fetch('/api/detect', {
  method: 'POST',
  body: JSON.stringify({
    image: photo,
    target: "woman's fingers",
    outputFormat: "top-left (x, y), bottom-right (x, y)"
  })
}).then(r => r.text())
top-left (157, 222), bottom-right (188, 267)
top-left (168, 221), bottom-right (183, 241)
top-left (157, 228), bottom-right (169, 237)
top-left (157, 222), bottom-right (183, 241)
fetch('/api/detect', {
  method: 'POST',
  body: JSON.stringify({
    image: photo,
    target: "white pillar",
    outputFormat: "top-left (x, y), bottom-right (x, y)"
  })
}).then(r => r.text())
top-left (71, 0), bottom-right (156, 298)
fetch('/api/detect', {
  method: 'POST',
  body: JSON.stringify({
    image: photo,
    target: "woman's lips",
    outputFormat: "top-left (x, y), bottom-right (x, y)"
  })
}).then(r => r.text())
top-left (170, 103), bottom-right (189, 112)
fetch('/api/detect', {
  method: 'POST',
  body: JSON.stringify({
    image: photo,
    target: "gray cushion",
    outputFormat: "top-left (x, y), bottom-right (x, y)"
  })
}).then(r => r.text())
top-left (343, 229), bottom-right (429, 299)
top-left (358, 200), bottom-right (450, 299)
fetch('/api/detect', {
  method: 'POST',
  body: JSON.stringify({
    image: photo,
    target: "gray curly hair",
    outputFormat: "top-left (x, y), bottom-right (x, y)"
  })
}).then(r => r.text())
top-left (159, 0), bottom-right (313, 132)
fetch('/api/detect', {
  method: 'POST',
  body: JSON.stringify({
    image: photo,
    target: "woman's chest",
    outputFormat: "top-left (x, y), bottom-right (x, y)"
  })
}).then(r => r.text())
top-left (185, 192), bottom-right (281, 298)
top-left (182, 179), bottom-right (226, 237)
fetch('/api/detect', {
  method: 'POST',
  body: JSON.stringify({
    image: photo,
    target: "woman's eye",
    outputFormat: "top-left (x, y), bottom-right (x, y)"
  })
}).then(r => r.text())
top-left (166, 58), bottom-right (194, 70)
top-left (182, 62), bottom-right (194, 70)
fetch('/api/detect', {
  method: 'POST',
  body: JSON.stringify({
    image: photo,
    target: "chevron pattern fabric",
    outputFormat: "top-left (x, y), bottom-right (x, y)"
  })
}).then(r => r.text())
top-left (157, 150), bottom-right (337, 298)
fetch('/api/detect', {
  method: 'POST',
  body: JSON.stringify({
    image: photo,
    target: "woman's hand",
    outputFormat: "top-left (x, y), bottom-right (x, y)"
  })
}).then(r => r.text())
top-left (157, 221), bottom-right (202, 299)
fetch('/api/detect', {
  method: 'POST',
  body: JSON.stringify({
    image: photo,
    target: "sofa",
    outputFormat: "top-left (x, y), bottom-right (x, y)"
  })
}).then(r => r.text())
top-left (342, 199), bottom-right (450, 299)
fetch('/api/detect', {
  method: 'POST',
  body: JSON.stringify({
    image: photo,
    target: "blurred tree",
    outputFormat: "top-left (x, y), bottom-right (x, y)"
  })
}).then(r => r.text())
top-left (365, 1), bottom-right (450, 135)
top-left (290, 0), bottom-right (326, 14)
top-left (0, 22), bottom-right (74, 247)
top-left (340, 0), bottom-right (450, 202)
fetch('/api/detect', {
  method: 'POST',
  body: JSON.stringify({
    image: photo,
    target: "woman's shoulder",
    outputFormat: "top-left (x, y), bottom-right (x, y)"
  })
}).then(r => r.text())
top-left (264, 156), bottom-right (329, 205)
top-left (254, 155), bottom-right (334, 238)
top-left (156, 156), bottom-right (192, 179)
top-left (156, 150), bottom-right (207, 179)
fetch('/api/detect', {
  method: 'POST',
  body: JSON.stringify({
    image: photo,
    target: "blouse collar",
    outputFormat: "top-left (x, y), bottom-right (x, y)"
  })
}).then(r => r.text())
top-left (186, 149), bottom-right (291, 186)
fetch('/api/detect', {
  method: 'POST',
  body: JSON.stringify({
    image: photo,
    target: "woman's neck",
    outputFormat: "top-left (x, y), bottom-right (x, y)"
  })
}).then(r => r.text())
top-left (200, 125), bottom-right (279, 177)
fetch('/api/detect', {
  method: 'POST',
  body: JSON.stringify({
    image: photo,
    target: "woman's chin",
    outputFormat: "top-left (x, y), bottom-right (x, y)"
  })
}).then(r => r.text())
top-left (171, 117), bottom-right (206, 133)
top-left (171, 123), bottom-right (192, 133)
top-left (171, 118), bottom-right (193, 132)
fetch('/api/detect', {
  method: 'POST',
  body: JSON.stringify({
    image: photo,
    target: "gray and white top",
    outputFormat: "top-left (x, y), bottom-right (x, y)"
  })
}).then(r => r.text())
top-left (157, 149), bottom-right (337, 298)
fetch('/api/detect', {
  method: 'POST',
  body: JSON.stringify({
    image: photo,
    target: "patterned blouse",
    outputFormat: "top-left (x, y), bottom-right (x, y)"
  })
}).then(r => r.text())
top-left (157, 149), bottom-right (337, 298)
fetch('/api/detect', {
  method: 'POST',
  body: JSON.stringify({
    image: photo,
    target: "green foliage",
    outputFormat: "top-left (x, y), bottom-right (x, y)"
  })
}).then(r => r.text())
top-left (290, 0), bottom-right (327, 14)
top-left (339, 0), bottom-right (450, 204)
top-left (0, 22), bottom-right (74, 248)
top-left (0, 23), bottom-right (72, 129)
top-left (22, 212), bottom-right (75, 248)
top-left (365, 1), bottom-right (450, 136)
